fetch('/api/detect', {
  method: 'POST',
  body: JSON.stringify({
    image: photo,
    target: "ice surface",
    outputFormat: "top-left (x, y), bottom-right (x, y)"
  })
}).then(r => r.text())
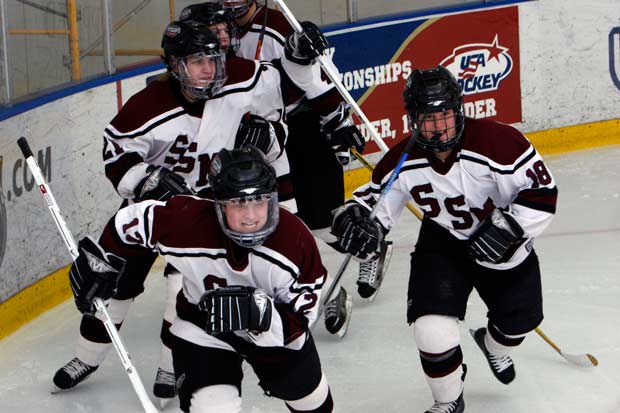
top-left (1, 146), bottom-right (619, 412)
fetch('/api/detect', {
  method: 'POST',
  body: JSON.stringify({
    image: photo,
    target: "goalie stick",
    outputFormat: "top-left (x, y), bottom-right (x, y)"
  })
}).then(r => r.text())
top-left (17, 137), bottom-right (160, 413)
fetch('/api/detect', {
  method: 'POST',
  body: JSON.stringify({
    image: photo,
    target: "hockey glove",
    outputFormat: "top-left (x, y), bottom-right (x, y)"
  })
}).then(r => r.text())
top-left (198, 286), bottom-right (273, 334)
top-left (331, 203), bottom-right (385, 261)
top-left (284, 21), bottom-right (328, 65)
top-left (321, 103), bottom-right (365, 165)
top-left (69, 236), bottom-right (126, 314)
top-left (134, 165), bottom-right (193, 202)
top-left (234, 113), bottom-right (276, 155)
top-left (468, 208), bottom-right (525, 263)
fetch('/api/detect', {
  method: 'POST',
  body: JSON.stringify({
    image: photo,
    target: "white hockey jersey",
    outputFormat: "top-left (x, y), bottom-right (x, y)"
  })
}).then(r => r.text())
top-left (235, 6), bottom-right (341, 110)
top-left (102, 56), bottom-right (304, 205)
top-left (353, 118), bottom-right (558, 269)
top-left (100, 195), bottom-right (327, 351)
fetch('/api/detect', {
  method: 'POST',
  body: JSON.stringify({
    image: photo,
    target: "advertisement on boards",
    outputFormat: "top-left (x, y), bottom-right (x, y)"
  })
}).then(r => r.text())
top-left (327, 6), bottom-right (522, 154)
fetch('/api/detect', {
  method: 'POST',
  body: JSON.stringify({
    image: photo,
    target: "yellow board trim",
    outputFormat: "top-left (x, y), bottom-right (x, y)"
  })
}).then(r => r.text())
top-left (1, 119), bottom-right (619, 340)
top-left (0, 265), bottom-right (72, 340)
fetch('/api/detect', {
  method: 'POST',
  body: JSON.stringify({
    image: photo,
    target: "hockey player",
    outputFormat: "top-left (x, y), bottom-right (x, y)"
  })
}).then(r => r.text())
top-left (330, 66), bottom-right (557, 412)
top-left (52, 20), bottom-right (328, 402)
top-left (219, 0), bottom-right (391, 330)
top-left (66, 146), bottom-right (334, 413)
top-left (180, 1), bottom-right (366, 337)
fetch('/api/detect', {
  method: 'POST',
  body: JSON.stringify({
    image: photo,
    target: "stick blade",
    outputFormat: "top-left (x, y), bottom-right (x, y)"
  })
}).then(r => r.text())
top-left (562, 351), bottom-right (599, 367)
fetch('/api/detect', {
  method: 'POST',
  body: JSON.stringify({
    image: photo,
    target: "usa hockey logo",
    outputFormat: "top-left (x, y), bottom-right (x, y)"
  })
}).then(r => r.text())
top-left (439, 35), bottom-right (513, 95)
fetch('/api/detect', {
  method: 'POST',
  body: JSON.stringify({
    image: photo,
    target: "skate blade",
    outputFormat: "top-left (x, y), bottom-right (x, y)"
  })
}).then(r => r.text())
top-left (51, 384), bottom-right (70, 394)
top-left (158, 397), bottom-right (173, 409)
top-left (334, 294), bottom-right (353, 339)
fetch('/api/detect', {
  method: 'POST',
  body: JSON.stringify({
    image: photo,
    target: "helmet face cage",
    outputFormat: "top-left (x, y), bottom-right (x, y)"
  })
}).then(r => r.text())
top-left (214, 192), bottom-right (279, 248)
top-left (208, 146), bottom-right (279, 247)
top-left (221, 0), bottom-right (255, 18)
top-left (404, 66), bottom-right (465, 152)
top-left (171, 51), bottom-right (227, 99)
top-left (161, 21), bottom-right (228, 99)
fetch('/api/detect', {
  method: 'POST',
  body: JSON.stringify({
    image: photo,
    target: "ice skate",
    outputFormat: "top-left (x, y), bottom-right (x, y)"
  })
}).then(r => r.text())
top-left (470, 328), bottom-right (515, 384)
top-left (357, 241), bottom-right (393, 302)
top-left (153, 367), bottom-right (177, 407)
top-left (51, 357), bottom-right (98, 393)
top-left (324, 287), bottom-right (352, 339)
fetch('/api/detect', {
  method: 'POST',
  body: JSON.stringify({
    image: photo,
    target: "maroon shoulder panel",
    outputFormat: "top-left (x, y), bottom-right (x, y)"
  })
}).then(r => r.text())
top-left (461, 118), bottom-right (531, 165)
top-left (224, 56), bottom-right (258, 86)
top-left (110, 77), bottom-right (184, 134)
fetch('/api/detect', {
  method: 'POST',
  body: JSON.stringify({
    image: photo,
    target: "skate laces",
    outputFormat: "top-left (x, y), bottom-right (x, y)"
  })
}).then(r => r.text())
top-left (358, 259), bottom-right (378, 286)
top-left (488, 352), bottom-right (513, 372)
top-left (63, 358), bottom-right (94, 379)
top-left (428, 399), bottom-right (459, 413)
top-left (324, 293), bottom-right (342, 321)
top-left (155, 368), bottom-right (176, 386)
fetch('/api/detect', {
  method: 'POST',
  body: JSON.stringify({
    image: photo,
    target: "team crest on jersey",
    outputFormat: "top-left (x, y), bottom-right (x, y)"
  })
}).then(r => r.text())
top-left (439, 35), bottom-right (513, 95)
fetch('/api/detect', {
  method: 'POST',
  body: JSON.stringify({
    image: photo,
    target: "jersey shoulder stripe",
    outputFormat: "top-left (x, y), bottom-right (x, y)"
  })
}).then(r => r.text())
top-left (105, 107), bottom-right (186, 140)
top-left (109, 78), bottom-right (188, 134)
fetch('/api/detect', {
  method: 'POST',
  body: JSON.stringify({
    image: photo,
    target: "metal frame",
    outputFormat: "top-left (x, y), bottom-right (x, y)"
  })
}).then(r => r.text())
top-left (0, 0), bottom-right (10, 104)
top-left (101, 0), bottom-right (115, 75)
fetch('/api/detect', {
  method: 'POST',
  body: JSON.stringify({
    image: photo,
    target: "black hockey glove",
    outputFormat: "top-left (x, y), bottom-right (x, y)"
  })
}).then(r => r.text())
top-left (468, 208), bottom-right (525, 263)
top-left (234, 113), bottom-right (276, 155)
top-left (69, 236), bottom-right (126, 314)
top-left (284, 21), bottom-right (328, 65)
top-left (331, 203), bottom-right (385, 261)
top-left (321, 103), bottom-right (366, 165)
top-left (134, 165), bottom-right (193, 202)
top-left (198, 286), bottom-right (273, 334)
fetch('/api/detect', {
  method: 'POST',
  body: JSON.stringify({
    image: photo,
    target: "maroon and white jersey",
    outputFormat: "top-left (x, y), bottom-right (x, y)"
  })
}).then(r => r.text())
top-left (235, 6), bottom-right (342, 111)
top-left (354, 118), bottom-right (558, 269)
top-left (102, 56), bottom-right (301, 209)
top-left (99, 195), bottom-right (327, 351)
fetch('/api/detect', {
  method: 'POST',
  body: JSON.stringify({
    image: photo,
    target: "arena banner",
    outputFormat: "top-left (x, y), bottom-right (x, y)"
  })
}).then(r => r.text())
top-left (326, 6), bottom-right (522, 155)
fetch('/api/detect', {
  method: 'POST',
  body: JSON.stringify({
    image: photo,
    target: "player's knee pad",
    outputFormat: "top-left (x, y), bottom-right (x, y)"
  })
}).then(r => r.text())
top-left (285, 373), bottom-right (332, 412)
top-left (414, 315), bottom-right (460, 353)
top-left (190, 384), bottom-right (241, 413)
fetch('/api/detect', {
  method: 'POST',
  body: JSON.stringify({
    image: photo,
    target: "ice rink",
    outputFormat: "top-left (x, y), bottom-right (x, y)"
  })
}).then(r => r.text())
top-left (0, 146), bottom-right (619, 412)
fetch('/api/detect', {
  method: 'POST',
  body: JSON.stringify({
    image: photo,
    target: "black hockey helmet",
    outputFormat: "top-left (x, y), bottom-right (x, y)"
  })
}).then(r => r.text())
top-left (178, 2), bottom-right (240, 54)
top-left (208, 146), bottom-right (279, 247)
top-left (161, 20), bottom-right (227, 99)
top-left (403, 66), bottom-right (465, 152)
top-left (220, 0), bottom-right (256, 18)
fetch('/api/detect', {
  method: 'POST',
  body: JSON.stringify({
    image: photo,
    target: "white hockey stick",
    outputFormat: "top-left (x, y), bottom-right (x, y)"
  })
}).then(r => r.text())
top-left (273, 0), bottom-right (390, 153)
top-left (535, 327), bottom-right (598, 367)
top-left (17, 137), bottom-right (160, 413)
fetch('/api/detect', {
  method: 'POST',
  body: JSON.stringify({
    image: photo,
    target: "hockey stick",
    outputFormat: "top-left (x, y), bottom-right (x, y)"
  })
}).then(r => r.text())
top-left (254, 0), bottom-right (269, 59)
top-left (354, 152), bottom-right (599, 369)
top-left (351, 148), bottom-right (423, 220)
top-left (534, 327), bottom-right (598, 367)
top-left (316, 135), bottom-right (417, 321)
top-left (17, 137), bottom-right (160, 413)
top-left (272, 0), bottom-right (390, 153)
